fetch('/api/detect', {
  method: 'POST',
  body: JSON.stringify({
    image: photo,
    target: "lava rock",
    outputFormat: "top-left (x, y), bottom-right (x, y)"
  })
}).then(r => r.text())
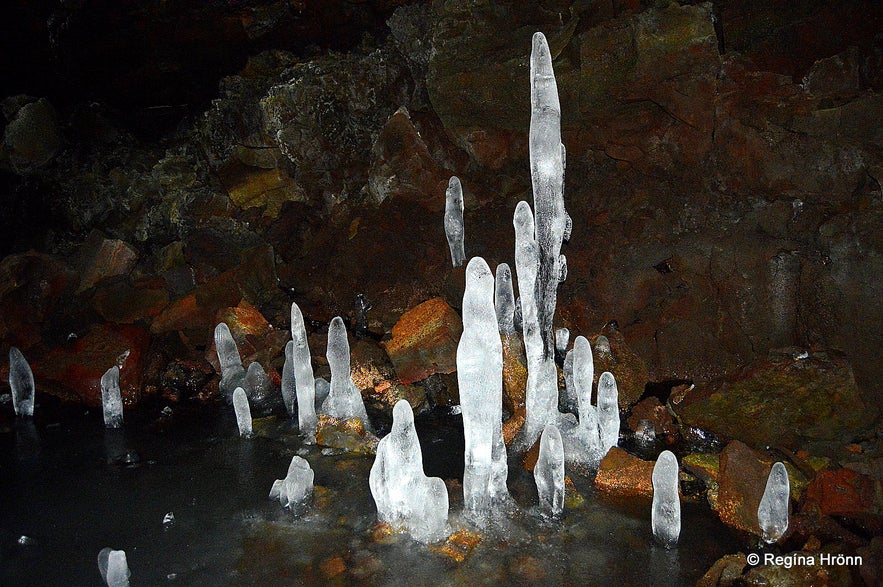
top-left (382, 297), bottom-right (462, 385)
top-left (0, 97), bottom-right (62, 173)
top-left (594, 447), bottom-right (657, 499)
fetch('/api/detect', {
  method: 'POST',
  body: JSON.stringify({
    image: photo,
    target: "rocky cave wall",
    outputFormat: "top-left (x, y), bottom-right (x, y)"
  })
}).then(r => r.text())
top-left (0, 0), bottom-right (880, 424)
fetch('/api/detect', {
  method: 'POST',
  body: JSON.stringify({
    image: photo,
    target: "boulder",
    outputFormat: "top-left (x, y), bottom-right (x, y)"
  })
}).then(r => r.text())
top-left (383, 297), bottom-right (462, 385)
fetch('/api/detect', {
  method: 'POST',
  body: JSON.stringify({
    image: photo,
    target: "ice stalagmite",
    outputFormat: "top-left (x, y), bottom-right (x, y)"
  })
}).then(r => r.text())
top-left (458, 257), bottom-right (510, 518)
top-left (269, 455), bottom-right (314, 512)
top-left (97, 547), bottom-right (130, 587)
top-left (214, 323), bottom-right (246, 398)
top-left (529, 32), bottom-right (570, 359)
top-left (571, 336), bottom-right (602, 466)
top-left (555, 327), bottom-right (570, 362)
top-left (513, 201), bottom-right (559, 451)
top-left (282, 341), bottom-right (296, 416)
top-left (100, 366), bottom-right (124, 429)
top-left (494, 263), bottom-right (516, 335)
top-left (8, 347), bottom-right (35, 417)
top-left (232, 387), bottom-right (253, 437)
top-left (369, 400), bottom-right (449, 543)
top-left (758, 462), bottom-right (790, 543)
top-left (652, 450), bottom-right (680, 548)
top-left (444, 176), bottom-right (466, 267)
top-left (321, 316), bottom-right (369, 426)
top-left (535, 424), bottom-right (565, 517)
top-left (290, 302), bottom-right (318, 436)
top-left (597, 371), bottom-right (620, 456)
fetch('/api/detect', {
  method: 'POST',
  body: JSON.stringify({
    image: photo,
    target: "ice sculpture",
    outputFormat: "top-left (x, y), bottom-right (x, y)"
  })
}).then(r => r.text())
top-left (494, 263), bottom-right (516, 335)
top-left (651, 450), bottom-right (680, 548)
top-left (597, 371), bottom-right (620, 456)
top-left (289, 302), bottom-right (319, 437)
top-left (369, 400), bottom-right (449, 543)
top-left (535, 424), bottom-right (565, 517)
top-left (320, 316), bottom-right (369, 425)
top-left (458, 257), bottom-right (511, 518)
top-left (8, 347), bottom-right (35, 417)
top-left (444, 176), bottom-right (466, 267)
top-left (232, 387), bottom-right (253, 437)
top-left (214, 322), bottom-right (246, 397)
top-left (100, 366), bottom-right (124, 429)
top-left (528, 31), bottom-right (570, 359)
top-left (269, 455), bottom-right (314, 512)
top-left (758, 462), bottom-right (790, 543)
top-left (97, 547), bottom-right (130, 587)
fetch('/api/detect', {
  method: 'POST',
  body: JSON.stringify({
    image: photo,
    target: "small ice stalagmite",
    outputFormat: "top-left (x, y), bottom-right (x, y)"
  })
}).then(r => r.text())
top-left (554, 327), bottom-right (570, 362)
top-left (458, 257), bottom-right (510, 518)
top-left (321, 316), bottom-right (369, 426)
top-left (232, 387), bottom-right (253, 437)
top-left (269, 455), bottom-right (314, 512)
top-left (560, 348), bottom-right (577, 414)
top-left (97, 547), bottom-right (130, 587)
top-left (571, 336), bottom-right (602, 466)
top-left (444, 176), bottom-right (466, 267)
top-left (597, 371), bottom-right (620, 457)
top-left (370, 400), bottom-right (449, 543)
top-left (290, 302), bottom-right (318, 436)
top-left (282, 341), bottom-right (296, 416)
top-left (535, 424), bottom-right (565, 517)
top-left (8, 347), bottom-right (35, 417)
top-left (494, 263), bottom-right (516, 335)
top-left (651, 450), bottom-right (681, 548)
top-left (100, 366), bottom-right (124, 429)
top-left (758, 462), bottom-right (790, 543)
top-left (214, 323), bottom-right (246, 398)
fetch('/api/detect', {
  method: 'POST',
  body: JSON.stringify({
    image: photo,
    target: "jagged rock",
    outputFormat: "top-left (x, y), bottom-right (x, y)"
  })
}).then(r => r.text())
top-left (803, 468), bottom-right (882, 530)
top-left (802, 47), bottom-right (863, 101)
top-left (591, 327), bottom-right (649, 410)
top-left (695, 553), bottom-right (747, 587)
top-left (594, 447), bottom-right (655, 499)
top-left (382, 297), bottom-right (462, 385)
top-left (501, 333), bottom-right (528, 414)
top-left (91, 279), bottom-right (169, 324)
top-left (627, 397), bottom-right (677, 443)
top-left (672, 352), bottom-right (871, 453)
top-left (0, 97), bottom-right (62, 173)
top-left (315, 414), bottom-right (379, 455)
top-left (351, 338), bottom-right (428, 416)
top-left (76, 231), bottom-right (139, 293)
top-left (740, 547), bottom-right (854, 587)
top-left (34, 323), bottom-right (151, 407)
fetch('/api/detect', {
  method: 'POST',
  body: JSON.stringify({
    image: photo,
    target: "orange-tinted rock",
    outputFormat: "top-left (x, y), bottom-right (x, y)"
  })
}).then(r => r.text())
top-left (592, 326), bottom-right (650, 409)
top-left (92, 280), bottom-right (169, 323)
top-left (502, 407), bottom-right (526, 447)
top-left (76, 232), bottom-right (139, 293)
top-left (35, 323), bottom-right (151, 407)
top-left (315, 415), bottom-right (378, 455)
top-left (501, 333), bottom-right (527, 413)
top-left (804, 468), bottom-right (881, 522)
top-left (715, 441), bottom-right (782, 536)
top-left (351, 338), bottom-right (428, 415)
top-left (429, 529), bottom-right (482, 562)
top-left (594, 447), bottom-right (656, 499)
top-left (627, 396), bottom-right (677, 442)
top-left (383, 297), bottom-right (462, 385)
top-left (319, 556), bottom-right (346, 579)
top-left (695, 553), bottom-right (747, 587)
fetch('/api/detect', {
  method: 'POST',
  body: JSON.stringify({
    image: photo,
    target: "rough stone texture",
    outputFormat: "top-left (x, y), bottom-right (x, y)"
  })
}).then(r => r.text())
top-left (76, 232), bottom-right (139, 293)
top-left (591, 328), bottom-right (650, 409)
top-left (91, 279), bottom-right (169, 324)
top-left (315, 415), bottom-right (379, 455)
top-left (594, 447), bottom-right (656, 499)
top-left (695, 554), bottom-right (747, 587)
top-left (34, 323), bottom-right (151, 407)
top-left (672, 352), bottom-right (871, 453)
top-left (627, 397), bottom-right (677, 443)
top-left (803, 468), bottom-right (882, 526)
top-left (0, 97), bottom-right (62, 173)
top-left (501, 333), bottom-right (528, 414)
top-left (382, 297), bottom-right (462, 385)
top-left (715, 441), bottom-right (779, 537)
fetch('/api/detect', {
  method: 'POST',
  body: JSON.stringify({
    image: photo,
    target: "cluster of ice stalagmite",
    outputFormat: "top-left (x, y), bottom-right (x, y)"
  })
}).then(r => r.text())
top-left (651, 450), bottom-right (681, 548)
top-left (232, 387), bottom-right (253, 437)
top-left (286, 302), bottom-right (318, 437)
top-left (97, 547), bottom-right (130, 587)
top-left (370, 400), bottom-right (449, 543)
top-left (535, 424), bottom-right (565, 517)
top-left (100, 366), bottom-right (124, 429)
top-left (320, 316), bottom-right (369, 426)
top-left (458, 257), bottom-right (511, 519)
top-left (758, 462), bottom-right (790, 543)
top-left (269, 455), bottom-right (314, 512)
top-left (444, 176), bottom-right (466, 267)
top-left (214, 323), bottom-right (273, 408)
top-left (8, 347), bottom-right (35, 417)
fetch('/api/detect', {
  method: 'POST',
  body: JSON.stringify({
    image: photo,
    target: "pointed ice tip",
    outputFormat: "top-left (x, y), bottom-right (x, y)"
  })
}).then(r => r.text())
top-left (392, 399), bottom-right (414, 426)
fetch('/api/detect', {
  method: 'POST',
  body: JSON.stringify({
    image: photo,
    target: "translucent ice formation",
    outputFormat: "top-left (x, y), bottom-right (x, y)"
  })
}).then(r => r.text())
top-left (100, 366), bottom-right (124, 429)
top-left (269, 455), bottom-right (314, 512)
top-left (8, 347), bottom-right (35, 417)
top-left (528, 32), bottom-right (570, 359)
top-left (369, 400), bottom-right (449, 543)
top-left (232, 387), bottom-right (253, 437)
top-left (597, 371), bottom-right (620, 456)
top-left (444, 176), bottom-right (466, 267)
top-left (289, 302), bottom-right (318, 437)
top-left (554, 327), bottom-right (570, 362)
top-left (570, 336), bottom-right (602, 466)
top-left (458, 257), bottom-right (511, 518)
top-left (281, 341), bottom-right (296, 416)
top-left (214, 323), bottom-right (246, 398)
top-left (535, 424), bottom-right (565, 517)
top-left (758, 462), bottom-right (790, 543)
top-left (494, 263), bottom-right (516, 335)
top-left (651, 450), bottom-right (680, 548)
top-left (97, 547), bottom-right (130, 587)
top-left (320, 316), bottom-right (369, 426)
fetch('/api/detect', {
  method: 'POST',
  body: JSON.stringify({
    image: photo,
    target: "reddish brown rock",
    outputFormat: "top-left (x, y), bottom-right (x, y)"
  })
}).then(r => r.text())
top-left (92, 279), bottom-right (169, 324)
top-left (803, 468), bottom-right (882, 528)
top-left (501, 333), bottom-right (527, 413)
top-left (315, 415), bottom-right (379, 455)
top-left (383, 297), bottom-right (462, 385)
top-left (627, 396), bottom-right (677, 442)
top-left (351, 338), bottom-right (428, 415)
top-left (429, 529), bottom-right (481, 562)
top-left (34, 323), bottom-right (151, 407)
top-left (76, 232), bottom-right (139, 293)
top-left (594, 447), bottom-right (656, 499)
top-left (592, 327), bottom-right (650, 409)
top-left (695, 554), bottom-right (747, 587)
